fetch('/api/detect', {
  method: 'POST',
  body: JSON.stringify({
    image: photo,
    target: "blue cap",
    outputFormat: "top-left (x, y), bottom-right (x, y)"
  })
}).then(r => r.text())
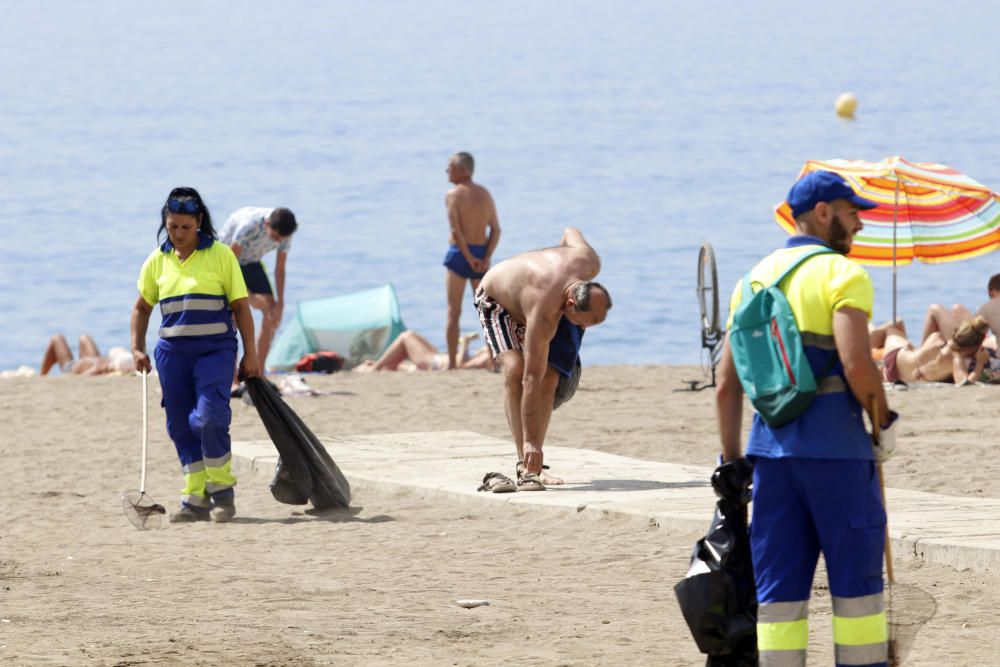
top-left (787, 170), bottom-right (878, 218)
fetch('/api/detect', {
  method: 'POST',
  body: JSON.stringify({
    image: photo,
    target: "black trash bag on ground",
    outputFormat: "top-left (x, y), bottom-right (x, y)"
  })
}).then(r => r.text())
top-left (245, 376), bottom-right (351, 509)
top-left (674, 458), bottom-right (758, 666)
top-left (269, 456), bottom-right (311, 505)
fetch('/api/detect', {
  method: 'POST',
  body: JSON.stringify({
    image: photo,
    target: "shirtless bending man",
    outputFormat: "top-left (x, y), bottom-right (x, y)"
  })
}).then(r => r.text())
top-left (475, 227), bottom-right (611, 490)
top-left (443, 152), bottom-right (501, 369)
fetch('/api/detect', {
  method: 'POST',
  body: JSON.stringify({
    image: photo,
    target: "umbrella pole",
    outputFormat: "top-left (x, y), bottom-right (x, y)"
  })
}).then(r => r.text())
top-left (892, 178), bottom-right (900, 323)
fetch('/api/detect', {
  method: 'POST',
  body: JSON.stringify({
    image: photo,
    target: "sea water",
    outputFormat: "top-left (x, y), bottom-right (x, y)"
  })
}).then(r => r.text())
top-left (2, 1), bottom-right (999, 370)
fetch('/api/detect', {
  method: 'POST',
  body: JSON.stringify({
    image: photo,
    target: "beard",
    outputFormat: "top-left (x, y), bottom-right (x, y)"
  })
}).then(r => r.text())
top-left (828, 211), bottom-right (853, 255)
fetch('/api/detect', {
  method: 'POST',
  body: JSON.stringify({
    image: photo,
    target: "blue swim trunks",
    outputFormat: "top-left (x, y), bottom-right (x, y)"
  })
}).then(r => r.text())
top-left (443, 244), bottom-right (488, 280)
top-left (240, 261), bottom-right (273, 296)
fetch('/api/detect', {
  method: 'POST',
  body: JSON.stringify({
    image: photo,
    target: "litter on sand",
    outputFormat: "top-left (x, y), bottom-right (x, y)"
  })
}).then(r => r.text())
top-left (456, 599), bottom-right (491, 608)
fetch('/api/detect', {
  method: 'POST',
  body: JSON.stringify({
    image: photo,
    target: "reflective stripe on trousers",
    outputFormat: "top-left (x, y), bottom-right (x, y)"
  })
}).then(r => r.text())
top-left (757, 596), bottom-right (887, 666)
top-left (181, 455), bottom-right (237, 507)
top-left (758, 600), bottom-right (808, 666)
top-left (832, 592), bottom-right (887, 665)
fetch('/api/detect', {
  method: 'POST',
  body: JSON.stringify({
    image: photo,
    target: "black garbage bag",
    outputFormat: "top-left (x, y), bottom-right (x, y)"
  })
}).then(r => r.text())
top-left (269, 456), bottom-right (311, 505)
top-left (244, 376), bottom-right (351, 510)
top-left (674, 458), bottom-right (758, 666)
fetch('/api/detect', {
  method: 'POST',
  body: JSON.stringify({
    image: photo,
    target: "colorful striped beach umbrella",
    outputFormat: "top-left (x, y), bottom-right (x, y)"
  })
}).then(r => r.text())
top-left (774, 156), bottom-right (1000, 318)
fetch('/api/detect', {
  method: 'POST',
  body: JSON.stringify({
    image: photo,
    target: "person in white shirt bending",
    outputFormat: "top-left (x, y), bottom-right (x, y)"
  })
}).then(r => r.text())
top-left (219, 206), bottom-right (297, 377)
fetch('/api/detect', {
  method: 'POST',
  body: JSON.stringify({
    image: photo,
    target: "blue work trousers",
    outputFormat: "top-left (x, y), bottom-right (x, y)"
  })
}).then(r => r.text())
top-left (751, 457), bottom-right (887, 667)
top-left (155, 338), bottom-right (237, 507)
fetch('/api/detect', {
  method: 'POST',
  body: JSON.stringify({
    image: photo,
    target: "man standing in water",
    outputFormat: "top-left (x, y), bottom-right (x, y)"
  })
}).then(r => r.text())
top-left (443, 152), bottom-right (501, 369)
top-left (475, 227), bottom-right (611, 490)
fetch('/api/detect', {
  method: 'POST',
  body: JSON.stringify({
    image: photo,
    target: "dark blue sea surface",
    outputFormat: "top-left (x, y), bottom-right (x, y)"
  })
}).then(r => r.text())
top-left (2, 1), bottom-right (999, 369)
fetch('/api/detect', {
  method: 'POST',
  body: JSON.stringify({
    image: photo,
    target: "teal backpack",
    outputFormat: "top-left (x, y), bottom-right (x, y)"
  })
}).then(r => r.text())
top-left (729, 247), bottom-right (834, 427)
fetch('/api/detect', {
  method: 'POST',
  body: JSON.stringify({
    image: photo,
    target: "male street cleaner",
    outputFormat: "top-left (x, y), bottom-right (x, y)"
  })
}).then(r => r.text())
top-left (715, 170), bottom-right (899, 667)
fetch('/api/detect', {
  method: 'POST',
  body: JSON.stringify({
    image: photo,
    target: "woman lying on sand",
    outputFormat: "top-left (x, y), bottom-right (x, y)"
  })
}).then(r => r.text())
top-left (40, 334), bottom-right (135, 376)
top-left (871, 316), bottom-right (989, 385)
top-left (354, 331), bottom-right (492, 372)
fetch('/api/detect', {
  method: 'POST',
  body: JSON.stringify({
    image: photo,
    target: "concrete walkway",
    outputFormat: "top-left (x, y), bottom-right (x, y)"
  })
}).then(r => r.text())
top-left (232, 430), bottom-right (1000, 576)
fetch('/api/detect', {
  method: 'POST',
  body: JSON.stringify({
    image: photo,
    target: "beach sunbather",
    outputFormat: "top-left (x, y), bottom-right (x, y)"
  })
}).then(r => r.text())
top-left (921, 302), bottom-right (974, 343)
top-left (354, 331), bottom-right (490, 372)
top-left (40, 334), bottom-right (135, 376)
top-left (878, 316), bottom-right (989, 385)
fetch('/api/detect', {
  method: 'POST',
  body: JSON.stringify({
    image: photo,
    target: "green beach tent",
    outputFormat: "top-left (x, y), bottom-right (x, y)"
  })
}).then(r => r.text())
top-left (266, 283), bottom-right (407, 371)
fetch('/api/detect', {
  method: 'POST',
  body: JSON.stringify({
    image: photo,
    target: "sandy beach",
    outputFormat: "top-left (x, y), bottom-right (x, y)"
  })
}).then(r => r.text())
top-left (3, 365), bottom-right (1000, 665)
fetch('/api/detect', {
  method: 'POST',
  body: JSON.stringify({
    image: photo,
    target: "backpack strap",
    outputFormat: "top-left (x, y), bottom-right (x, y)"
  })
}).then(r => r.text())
top-left (771, 246), bottom-right (839, 380)
top-left (741, 245), bottom-right (835, 299)
top-left (769, 246), bottom-right (835, 288)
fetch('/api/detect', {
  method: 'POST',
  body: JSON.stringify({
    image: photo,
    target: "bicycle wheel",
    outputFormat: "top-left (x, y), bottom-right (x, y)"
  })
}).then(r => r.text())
top-left (697, 242), bottom-right (720, 337)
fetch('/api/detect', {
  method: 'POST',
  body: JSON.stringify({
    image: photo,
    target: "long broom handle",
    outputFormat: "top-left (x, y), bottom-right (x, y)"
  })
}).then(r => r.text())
top-left (870, 397), bottom-right (895, 584)
top-left (878, 464), bottom-right (895, 584)
top-left (140, 369), bottom-right (148, 494)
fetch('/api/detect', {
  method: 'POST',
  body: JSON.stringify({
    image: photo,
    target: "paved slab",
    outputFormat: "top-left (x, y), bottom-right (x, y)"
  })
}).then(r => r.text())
top-left (232, 430), bottom-right (1000, 576)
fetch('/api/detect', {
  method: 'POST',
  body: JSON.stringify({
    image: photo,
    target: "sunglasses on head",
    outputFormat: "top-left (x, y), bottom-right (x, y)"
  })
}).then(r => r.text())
top-left (166, 198), bottom-right (200, 214)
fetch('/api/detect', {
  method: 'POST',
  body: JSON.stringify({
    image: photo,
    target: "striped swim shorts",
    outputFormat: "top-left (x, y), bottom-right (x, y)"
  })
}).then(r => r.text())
top-left (475, 287), bottom-right (584, 409)
top-left (474, 287), bottom-right (585, 377)
top-left (474, 287), bottom-right (525, 357)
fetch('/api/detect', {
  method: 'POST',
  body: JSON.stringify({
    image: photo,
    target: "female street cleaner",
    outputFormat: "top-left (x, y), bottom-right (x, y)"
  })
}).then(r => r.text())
top-left (131, 186), bottom-right (260, 523)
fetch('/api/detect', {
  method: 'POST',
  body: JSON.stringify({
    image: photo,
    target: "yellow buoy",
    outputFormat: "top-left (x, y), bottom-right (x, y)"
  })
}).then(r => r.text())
top-left (835, 92), bottom-right (858, 118)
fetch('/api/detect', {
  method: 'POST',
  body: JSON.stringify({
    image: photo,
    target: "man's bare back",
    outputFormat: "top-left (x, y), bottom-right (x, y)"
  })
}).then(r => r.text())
top-left (481, 226), bottom-right (602, 327)
top-left (480, 243), bottom-right (599, 327)
top-left (446, 182), bottom-right (497, 247)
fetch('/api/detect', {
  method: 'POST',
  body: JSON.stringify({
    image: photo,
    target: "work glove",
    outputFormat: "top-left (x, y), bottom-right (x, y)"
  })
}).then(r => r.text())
top-left (712, 457), bottom-right (754, 505)
top-left (873, 410), bottom-right (900, 463)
